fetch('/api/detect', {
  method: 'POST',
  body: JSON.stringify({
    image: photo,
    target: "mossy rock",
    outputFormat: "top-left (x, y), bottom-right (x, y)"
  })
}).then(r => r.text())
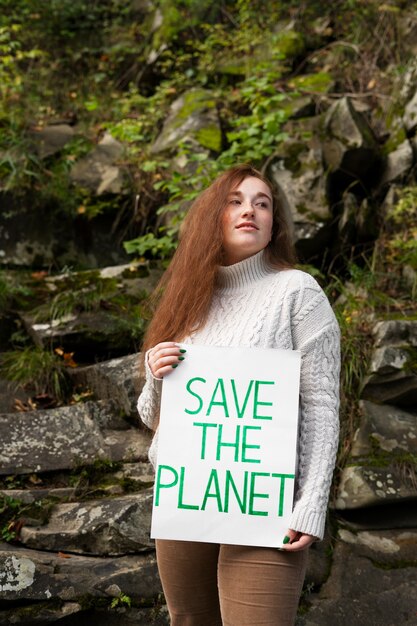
top-left (382, 126), bottom-right (407, 156)
top-left (272, 29), bottom-right (305, 60)
top-left (287, 72), bottom-right (334, 94)
top-left (172, 89), bottom-right (217, 125)
top-left (151, 88), bottom-right (221, 154)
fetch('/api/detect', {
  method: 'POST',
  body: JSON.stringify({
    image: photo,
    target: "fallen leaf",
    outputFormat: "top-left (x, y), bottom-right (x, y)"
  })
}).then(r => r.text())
top-left (31, 271), bottom-right (48, 280)
top-left (14, 399), bottom-right (28, 412)
top-left (57, 552), bottom-right (72, 559)
top-left (28, 474), bottom-right (43, 485)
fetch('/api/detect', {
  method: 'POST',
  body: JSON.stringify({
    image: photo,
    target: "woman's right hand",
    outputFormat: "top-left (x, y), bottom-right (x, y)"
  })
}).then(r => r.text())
top-left (147, 342), bottom-right (186, 379)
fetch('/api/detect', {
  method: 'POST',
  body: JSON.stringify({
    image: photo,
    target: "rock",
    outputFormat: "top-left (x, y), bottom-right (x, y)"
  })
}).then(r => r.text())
top-left (151, 88), bottom-right (221, 154)
top-left (297, 538), bottom-right (417, 626)
top-left (0, 377), bottom-right (29, 413)
top-left (0, 401), bottom-right (151, 475)
top-left (0, 544), bottom-right (161, 602)
top-left (337, 528), bottom-right (417, 566)
top-left (20, 491), bottom-right (154, 556)
top-left (21, 310), bottom-right (143, 362)
top-left (287, 72), bottom-right (334, 96)
top-left (30, 124), bottom-right (75, 159)
top-left (69, 354), bottom-right (143, 419)
top-left (304, 530), bottom-right (332, 588)
top-left (334, 465), bottom-right (416, 510)
top-left (45, 261), bottom-right (162, 296)
top-left (397, 15), bottom-right (417, 59)
top-left (338, 192), bottom-right (378, 242)
top-left (21, 263), bottom-right (161, 361)
top-left (322, 97), bottom-right (380, 182)
top-left (70, 132), bottom-right (125, 195)
top-left (351, 401), bottom-right (417, 457)
top-left (362, 321), bottom-right (417, 406)
top-left (333, 501), bottom-right (417, 532)
top-left (0, 601), bottom-right (82, 625)
top-left (403, 90), bottom-right (417, 133)
top-left (115, 461), bottom-right (155, 484)
top-left (361, 345), bottom-right (417, 407)
top-left (0, 203), bottom-right (131, 269)
top-left (0, 488), bottom-right (76, 504)
top-left (215, 27), bottom-right (305, 78)
top-left (378, 139), bottom-right (414, 188)
top-left (373, 320), bottom-right (417, 347)
top-left (60, 605), bottom-right (170, 626)
top-left (269, 147), bottom-right (332, 258)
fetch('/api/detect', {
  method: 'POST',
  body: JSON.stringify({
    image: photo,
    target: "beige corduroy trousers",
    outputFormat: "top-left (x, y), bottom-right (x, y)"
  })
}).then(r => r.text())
top-left (155, 539), bottom-right (308, 626)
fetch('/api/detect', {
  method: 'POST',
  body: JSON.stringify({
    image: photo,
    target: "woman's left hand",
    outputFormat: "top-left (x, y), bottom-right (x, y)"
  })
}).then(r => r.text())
top-left (281, 529), bottom-right (316, 551)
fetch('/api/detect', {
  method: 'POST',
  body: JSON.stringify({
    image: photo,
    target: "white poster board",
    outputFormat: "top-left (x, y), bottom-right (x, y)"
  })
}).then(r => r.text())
top-left (151, 344), bottom-right (301, 548)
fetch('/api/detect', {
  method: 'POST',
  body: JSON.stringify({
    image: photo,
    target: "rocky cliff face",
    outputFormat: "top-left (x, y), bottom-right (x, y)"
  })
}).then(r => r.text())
top-left (1, 2), bottom-right (417, 624)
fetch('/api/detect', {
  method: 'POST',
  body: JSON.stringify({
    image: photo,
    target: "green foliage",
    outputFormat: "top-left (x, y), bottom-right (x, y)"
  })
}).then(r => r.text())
top-left (111, 593), bottom-right (132, 609)
top-left (124, 232), bottom-right (177, 260)
top-left (45, 276), bottom-right (118, 322)
top-left (0, 347), bottom-right (70, 401)
top-left (0, 271), bottom-right (33, 314)
top-left (0, 494), bottom-right (50, 542)
top-left (0, 495), bottom-right (22, 541)
top-left (69, 458), bottom-right (123, 494)
top-left (386, 186), bottom-right (417, 271)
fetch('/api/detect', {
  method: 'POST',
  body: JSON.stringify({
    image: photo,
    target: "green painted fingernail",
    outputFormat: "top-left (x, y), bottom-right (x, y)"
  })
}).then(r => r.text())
top-left (178, 356), bottom-right (185, 361)
top-left (179, 349), bottom-right (187, 353)
top-left (172, 363), bottom-right (179, 369)
top-left (283, 535), bottom-right (290, 544)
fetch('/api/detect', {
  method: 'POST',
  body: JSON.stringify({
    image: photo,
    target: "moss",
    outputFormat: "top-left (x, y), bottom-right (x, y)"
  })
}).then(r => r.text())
top-left (382, 127), bottom-right (407, 155)
top-left (288, 72), bottom-right (333, 93)
top-left (78, 594), bottom-right (110, 611)
top-left (272, 30), bottom-right (305, 60)
top-left (281, 141), bottom-right (308, 172)
top-left (195, 124), bottom-right (222, 152)
top-left (348, 432), bottom-right (417, 471)
top-left (215, 58), bottom-right (247, 76)
top-left (404, 346), bottom-right (417, 374)
top-left (174, 89), bottom-right (217, 126)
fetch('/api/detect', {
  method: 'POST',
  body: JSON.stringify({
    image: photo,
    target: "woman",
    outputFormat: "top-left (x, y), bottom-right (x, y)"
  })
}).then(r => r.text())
top-left (137, 164), bottom-right (340, 625)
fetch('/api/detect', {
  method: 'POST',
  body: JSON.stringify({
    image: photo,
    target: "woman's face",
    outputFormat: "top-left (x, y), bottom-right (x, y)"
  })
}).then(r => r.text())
top-left (221, 176), bottom-right (273, 265)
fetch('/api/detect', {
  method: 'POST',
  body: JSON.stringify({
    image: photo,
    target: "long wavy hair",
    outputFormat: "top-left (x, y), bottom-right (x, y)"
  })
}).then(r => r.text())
top-left (142, 164), bottom-right (296, 351)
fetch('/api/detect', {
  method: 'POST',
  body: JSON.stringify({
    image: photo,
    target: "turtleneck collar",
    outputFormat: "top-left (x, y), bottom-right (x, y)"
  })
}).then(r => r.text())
top-left (217, 250), bottom-right (276, 289)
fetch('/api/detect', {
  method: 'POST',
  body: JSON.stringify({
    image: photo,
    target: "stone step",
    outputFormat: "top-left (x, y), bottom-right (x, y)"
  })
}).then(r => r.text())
top-left (296, 530), bottom-right (417, 626)
top-left (19, 261), bottom-right (161, 361)
top-left (51, 606), bottom-right (170, 626)
top-left (0, 603), bottom-right (170, 626)
top-left (0, 462), bottom-right (154, 504)
top-left (351, 400), bottom-right (417, 457)
top-left (334, 465), bottom-right (416, 510)
top-left (0, 487), bottom-right (76, 504)
top-left (19, 491), bottom-right (154, 556)
top-left (0, 544), bottom-right (161, 603)
top-left (0, 601), bottom-right (82, 625)
top-left (0, 401), bottom-right (151, 475)
top-left (69, 353), bottom-right (143, 419)
top-left (337, 528), bottom-right (417, 566)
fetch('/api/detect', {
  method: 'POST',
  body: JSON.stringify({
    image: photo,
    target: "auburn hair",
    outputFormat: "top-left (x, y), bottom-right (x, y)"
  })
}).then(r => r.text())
top-left (142, 164), bottom-right (296, 352)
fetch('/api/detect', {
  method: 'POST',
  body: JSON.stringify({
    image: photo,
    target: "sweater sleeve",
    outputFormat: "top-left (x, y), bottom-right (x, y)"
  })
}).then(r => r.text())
top-left (136, 349), bottom-right (163, 431)
top-left (288, 274), bottom-right (341, 540)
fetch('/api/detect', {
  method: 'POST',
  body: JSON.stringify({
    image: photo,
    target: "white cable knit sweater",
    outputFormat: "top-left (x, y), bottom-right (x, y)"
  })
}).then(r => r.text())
top-left (137, 250), bottom-right (340, 540)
